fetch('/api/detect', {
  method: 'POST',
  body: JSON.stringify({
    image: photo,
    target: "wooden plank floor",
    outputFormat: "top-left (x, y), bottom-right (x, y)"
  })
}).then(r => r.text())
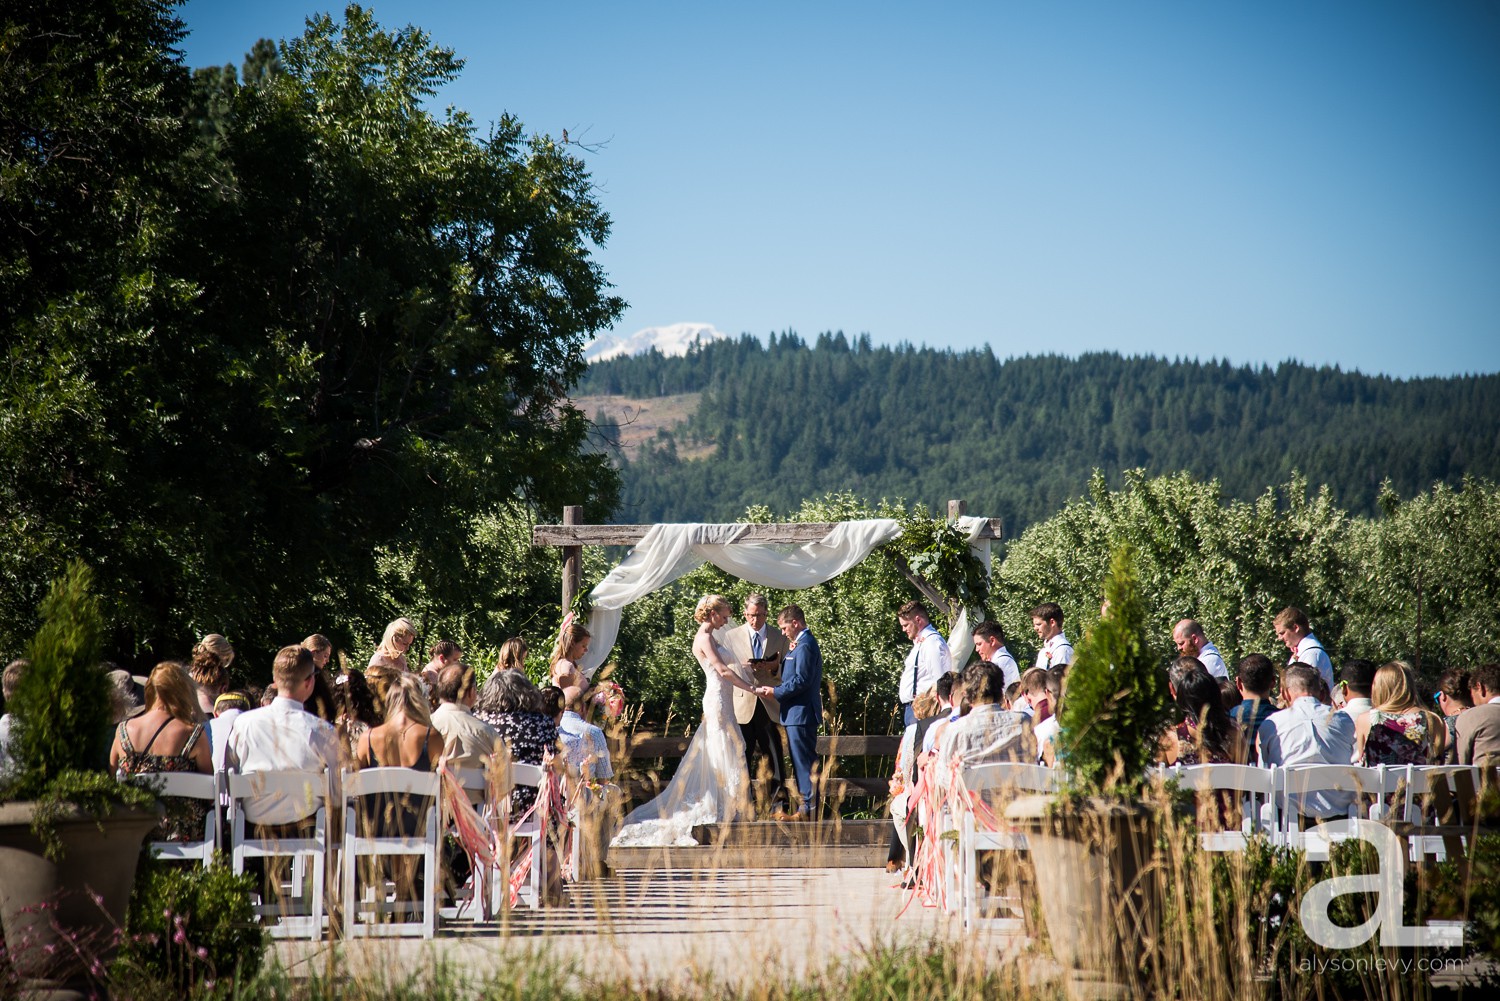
top-left (608, 819), bottom-right (893, 869)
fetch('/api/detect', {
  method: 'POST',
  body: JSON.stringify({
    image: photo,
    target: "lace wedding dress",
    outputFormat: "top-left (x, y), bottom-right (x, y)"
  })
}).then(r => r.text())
top-left (611, 638), bottom-right (749, 846)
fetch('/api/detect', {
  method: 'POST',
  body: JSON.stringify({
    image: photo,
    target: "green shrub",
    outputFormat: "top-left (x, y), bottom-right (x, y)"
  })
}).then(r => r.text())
top-left (114, 861), bottom-right (266, 999)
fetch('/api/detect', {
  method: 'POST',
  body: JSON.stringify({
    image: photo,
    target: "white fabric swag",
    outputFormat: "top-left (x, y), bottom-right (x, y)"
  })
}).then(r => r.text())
top-left (577, 516), bottom-right (993, 680)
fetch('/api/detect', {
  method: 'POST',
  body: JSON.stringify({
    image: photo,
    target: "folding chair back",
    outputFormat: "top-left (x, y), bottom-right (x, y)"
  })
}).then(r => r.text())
top-left (123, 771), bottom-right (222, 867)
top-left (1178, 763), bottom-right (1278, 852)
top-left (954, 762), bottom-right (1061, 929)
top-left (341, 767), bottom-right (441, 938)
top-left (226, 771), bottom-right (330, 940)
top-left (1279, 764), bottom-right (1385, 859)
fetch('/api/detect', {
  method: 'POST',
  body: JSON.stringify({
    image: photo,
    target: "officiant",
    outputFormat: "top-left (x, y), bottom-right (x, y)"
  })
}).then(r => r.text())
top-left (728, 593), bottom-right (790, 816)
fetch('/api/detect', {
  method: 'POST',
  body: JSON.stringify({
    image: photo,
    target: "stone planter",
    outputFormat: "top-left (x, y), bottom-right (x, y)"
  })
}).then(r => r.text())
top-left (1004, 794), bottom-right (1162, 1001)
top-left (0, 801), bottom-right (160, 1001)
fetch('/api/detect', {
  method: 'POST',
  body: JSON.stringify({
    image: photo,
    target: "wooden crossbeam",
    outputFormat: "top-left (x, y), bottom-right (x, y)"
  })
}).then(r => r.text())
top-left (532, 518), bottom-right (1003, 547)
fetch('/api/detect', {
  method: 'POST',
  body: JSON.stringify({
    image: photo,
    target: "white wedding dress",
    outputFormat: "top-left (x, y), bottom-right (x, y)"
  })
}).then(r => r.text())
top-left (611, 636), bottom-right (749, 846)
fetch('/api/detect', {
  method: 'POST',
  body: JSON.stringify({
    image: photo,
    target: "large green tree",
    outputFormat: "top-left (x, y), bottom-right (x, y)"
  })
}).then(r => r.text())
top-left (0, 2), bottom-right (624, 668)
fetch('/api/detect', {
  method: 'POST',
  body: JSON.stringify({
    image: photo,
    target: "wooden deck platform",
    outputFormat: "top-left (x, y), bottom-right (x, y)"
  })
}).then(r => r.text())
top-left (607, 819), bottom-right (891, 869)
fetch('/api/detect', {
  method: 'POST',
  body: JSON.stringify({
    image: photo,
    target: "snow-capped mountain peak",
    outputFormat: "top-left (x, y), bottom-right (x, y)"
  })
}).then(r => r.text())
top-left (584, 323), bottom-right (729, 362)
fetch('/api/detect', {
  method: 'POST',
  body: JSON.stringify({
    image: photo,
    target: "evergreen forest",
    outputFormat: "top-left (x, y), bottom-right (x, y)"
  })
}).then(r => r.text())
top-left (579, 333), bottom-right (1500, 534)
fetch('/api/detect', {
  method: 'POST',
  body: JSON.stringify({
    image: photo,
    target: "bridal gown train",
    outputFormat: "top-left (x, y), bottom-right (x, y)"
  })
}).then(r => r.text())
top-left (610, 639), bottom-right (748, 847)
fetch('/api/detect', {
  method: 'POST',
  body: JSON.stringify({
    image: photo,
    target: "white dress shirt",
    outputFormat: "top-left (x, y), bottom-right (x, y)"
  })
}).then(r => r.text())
top-left (225, 697), bottom-right (341, 825)
top-left (900, 625), bottom-right (953, 704)
top-left (1196, 641), bottom-right (1229, 679)
top-left (207, 708), bottom-right (242, 773)
top-left (990, 647), bottom-right (1021, 689)
top-left (1035, 633), bottom-right (1075, 671)
top-left (1258, 696), bottom-right (1356, 818)
top-left (1291, 634), bottom-right (1335, 691)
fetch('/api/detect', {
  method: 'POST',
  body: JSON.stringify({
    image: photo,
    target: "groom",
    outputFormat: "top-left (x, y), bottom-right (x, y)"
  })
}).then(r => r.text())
top-left (757, 604), bottom-right (822, 822)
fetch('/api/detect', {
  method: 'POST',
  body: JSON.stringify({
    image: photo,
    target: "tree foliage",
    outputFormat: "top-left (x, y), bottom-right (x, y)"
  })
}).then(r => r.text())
top-left (0, 2), bottom-right (624, 669)
top-left (578, 338), bottom-right (1500, 535)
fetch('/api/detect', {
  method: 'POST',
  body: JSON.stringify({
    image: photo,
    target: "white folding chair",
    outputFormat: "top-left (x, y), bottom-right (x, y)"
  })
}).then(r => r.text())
top-left (122, 771), bottom-right (222, 868)
top-left (1278, 764), bottom-right (1386, 860)
top-left (1177, 763), bottom-right (1279, 852)
top-left (492, 762), bottom-right (548, 912)
top-left (226, 771), bottom-right (330, 940)
top-left (1396, 765), bottom-right (1484, 862)
top-left (955, 762), bottom-right (1060, 928)
top-left (441, 767), bottom-right (497, 922)
top-left (341, 767), bottom-right (441, 938)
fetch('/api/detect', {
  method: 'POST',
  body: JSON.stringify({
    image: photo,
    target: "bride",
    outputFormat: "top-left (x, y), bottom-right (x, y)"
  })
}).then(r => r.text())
top-left (611, 594), bottom-right (760, 846)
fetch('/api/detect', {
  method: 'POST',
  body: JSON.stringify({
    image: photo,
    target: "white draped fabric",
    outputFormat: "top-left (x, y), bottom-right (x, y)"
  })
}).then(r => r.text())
top-left (578, 519), bottom-right (903, 678)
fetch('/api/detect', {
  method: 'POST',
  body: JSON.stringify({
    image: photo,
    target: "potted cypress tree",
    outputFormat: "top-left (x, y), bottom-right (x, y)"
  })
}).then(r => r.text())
top-left (1004, 542), bottom-right (1174, 1000)
top-left (0, 563), bottom-right (159, 1000)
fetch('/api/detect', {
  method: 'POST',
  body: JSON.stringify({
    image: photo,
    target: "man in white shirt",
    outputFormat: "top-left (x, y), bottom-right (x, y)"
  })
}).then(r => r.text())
top-left (972, 621), bottom-right (1021, 689)
top-left (430, 664), bottom-right (498, 770)
top-left (1030, 603), bottom-right (1074, 671)
top-left (1258, 664), bottom-right (1356, 818)
top-left (1274, 606), bottom-right (1334, 692)
top-left (1334, 659), bottom-right (1376, 727)
top-left (226, 645), bottom-right (341, 829)
top-left (897, 601), bottom-right (953, 727)
top-left (1172, 619), bottom-right (1229, 679)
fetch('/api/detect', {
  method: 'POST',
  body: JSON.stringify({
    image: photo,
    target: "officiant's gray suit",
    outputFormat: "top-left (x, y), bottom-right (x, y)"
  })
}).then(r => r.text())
top-left (726, 621), bottom-right (789, 813)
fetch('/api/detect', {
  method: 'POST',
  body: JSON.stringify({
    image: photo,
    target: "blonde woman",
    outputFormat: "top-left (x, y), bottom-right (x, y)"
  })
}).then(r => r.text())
top-left (549, 618), bottom-right (591, 693)
top-left (110, 662), bottom-right (212, 841)
top-left (369, 617), bottom-right (416, 673)
top-left (495, 636), bottom-right (528, 674)
top-left (612, 594), bottom-right (759, 846)
top-left (1354, 660), bottom-right (1446, 766)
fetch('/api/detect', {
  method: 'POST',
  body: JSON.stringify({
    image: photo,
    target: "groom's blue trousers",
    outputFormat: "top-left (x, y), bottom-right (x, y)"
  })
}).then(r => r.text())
top-left (783, 723), bottom-right (819, 816)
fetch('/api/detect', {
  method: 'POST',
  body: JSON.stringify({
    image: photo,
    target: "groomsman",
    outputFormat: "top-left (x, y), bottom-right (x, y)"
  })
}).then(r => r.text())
top-left (758, 605), bottom-right (822, 821)
top-left (897, 601), bottom-right (952, 726)
top-left (728, 593), bottom-right (790, 815)
top-left (1030, 602), bottom-right (1075, 671)
top-left (1274, 606), bottom-right (1334, 691)
top-left (1172, 619), bottom-right (1229, 679)
top-left (972, 620), bottom-right (1021, 688)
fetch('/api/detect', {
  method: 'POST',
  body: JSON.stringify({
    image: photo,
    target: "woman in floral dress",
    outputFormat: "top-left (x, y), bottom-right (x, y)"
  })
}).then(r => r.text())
top-left (109, 661), bottom-right (212, 841)
top-left (1355, 660), bottom-right (1446, 766)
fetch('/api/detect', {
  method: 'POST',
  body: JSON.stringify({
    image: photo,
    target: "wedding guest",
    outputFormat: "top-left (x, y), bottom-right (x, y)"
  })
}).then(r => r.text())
top-left (110, 662), bottom-right (212, 841)
top-left (193, 634), bottom-right (236, 675)
top-left (1218, 677), bottom-right (1240, 715)
top-left (356, 673), bottom-right (443, 771)
top-left (1335, 660), bottom-right (1377, 726)
top-left (1163, 665), bottom-right (1241, 766)
top-left (1030, 602), bottom-right (1074, 671)
top-left (474, 668), bottom-right (558, 816)
top-left (422, 640), bottom-right (462, 688)
top-left (1354, 661), bottom-right (1445, 766)
top-left (431, 664), bottom-right (498, 770)
top-left (302, 634), bottom-right (333, 670)
top-left (1456, 664), bottom-right (1500, 766)
top-left (364, 664), bottom-right (401, 722)
top-left (105, 668), bottom-right (142, 723)
top-left (306, 668), bottom-right (338, 725)
top-left (1229, 654), bottom-right (1278, 764)
top-left (332, 669), bottom-right (380, 762)
top-left (369, 617), bottom-right (417, 673)
top-left (549, 620), bottom-right (592, 694)
top-left (557, 685), bottom-right (613, 784)
top-left (259, 684), bottom-right (278, 707)
top-left (0, 659), bottom-right (30, 780)
top-left (887, 688), bottom-right (942, 874)
top-left (1436, 667), bottom-right (1473, 760)
top-left (189, 646), bottom-right (229, 716)
top-left (1258, 664), bottom-right (1355, 818)
top-left (496, 637), bottom-right (528, 674)
top-left (935, 660), bottom-right (1035, 778)
top-left (539, 685), bottom-right (566, 724)
top-left (209, 691), bottom-right (250, 772)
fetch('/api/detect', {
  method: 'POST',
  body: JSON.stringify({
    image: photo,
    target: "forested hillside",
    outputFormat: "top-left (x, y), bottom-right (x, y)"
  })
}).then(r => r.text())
top-left (577, 333), bottom-right (1500, 532)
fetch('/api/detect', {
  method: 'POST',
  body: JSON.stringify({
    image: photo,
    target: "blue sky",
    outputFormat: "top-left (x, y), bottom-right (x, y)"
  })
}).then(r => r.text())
top-left (177, 1), bottom-right (1500, 378)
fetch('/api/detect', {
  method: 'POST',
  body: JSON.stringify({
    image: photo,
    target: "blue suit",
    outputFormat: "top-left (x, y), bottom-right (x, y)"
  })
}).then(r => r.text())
top-left (772, 628), bottom-right (823, 816)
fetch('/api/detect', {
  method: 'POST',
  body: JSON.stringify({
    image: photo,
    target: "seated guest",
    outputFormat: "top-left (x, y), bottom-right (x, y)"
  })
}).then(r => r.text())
top-left (332, 669), bottom-right (380, 762)
top-left (1436, 667), bottom-right (1472, 761)
top-left (495, 637), bottom-right (528, 674)
top-left (557, 685), bottom-right (612, 784)
top-left (189, 646), bottom-right (229, 717)
top-left (1335, 660), bottom-right (1377, 726)
top-left (888, 688), bottom-right (942, 875)
top-left (305, 668), bottom-right (338, 725)
top-left (1258, 663), bottom-right (1356, 818)
top-left (193, 634), bottom-right (236, 677)
top-left (301, 634), bottom-right (333, 671)
top-left (1163, 665), bottom-right (1241, 766)
top-left (1354, 660), bottom-right (1445, 766)
top-left (1229, 655), bottom-right (1279, 764)
top-left (430, 664), bottom-right (499, 770)
top-left (105, 668), bottom-right (142, 724)
top-left (1015, 668), bottom-right (1058, 762)
top-left (226, 646), bottom-right (341, 832)
top-left (1218, 677), bottom-right (1240, 715)
top-left (208, 690), bottom-right (251, 773)
top-left (259, 684), bottom-right (278, 707)
top-left (421, 640), bottom-right (462, 689)
top-left (368, 617), bottom-right (417, 673)
top-left (473, 667), bottom-right (558, 816)
top-left (356, 673), bottom-right (444, 771)
top-left (935, 660), bottom-right (1036, 778)
top-left (110, 661), bottom-right (212, 841)
top-left (0, 659), bottom-right (25, 780)
top-left (1454, 663), bottom-right (1500, 766)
